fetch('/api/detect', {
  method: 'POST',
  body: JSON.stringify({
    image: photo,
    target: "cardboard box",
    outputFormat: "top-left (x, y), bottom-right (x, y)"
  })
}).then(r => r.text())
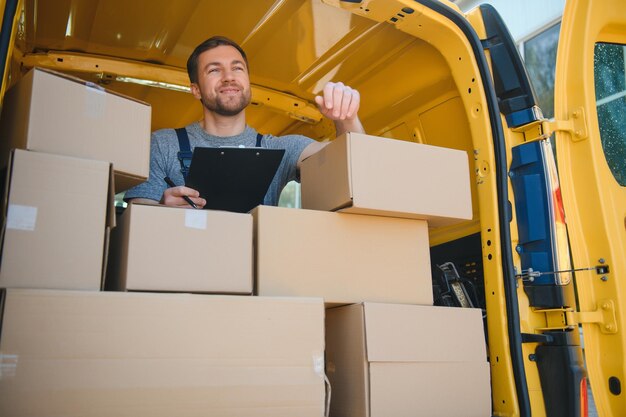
top-left (325, 303), bottom-right (491, 417)
top-left (0, 289), bottom-right (326, 417)
top-left (0, 67), bottom-right (151, 192)
top-left (107, 203), bottom-right (253, 294)
top-left (0, 150), bottom-right (114, 290)
top-left (301, 132), bottom-right (472, 227)
top-left (253, 205), bottom-right (433, 305)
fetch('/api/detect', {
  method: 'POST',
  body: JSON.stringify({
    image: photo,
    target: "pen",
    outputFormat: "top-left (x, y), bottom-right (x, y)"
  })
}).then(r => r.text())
top-left (164, 176), bottom-right (199, 209)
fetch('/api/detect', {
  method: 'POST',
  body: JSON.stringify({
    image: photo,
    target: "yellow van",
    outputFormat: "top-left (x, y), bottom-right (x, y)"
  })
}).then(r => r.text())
top-left (0, 0), bottom-right (624, 416)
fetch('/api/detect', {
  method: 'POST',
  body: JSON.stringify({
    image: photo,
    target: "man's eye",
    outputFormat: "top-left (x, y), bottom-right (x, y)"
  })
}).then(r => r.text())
top-left (233, 66), bottom-right (244, 72)
top-left (207, 68), bottom-right (219, 74)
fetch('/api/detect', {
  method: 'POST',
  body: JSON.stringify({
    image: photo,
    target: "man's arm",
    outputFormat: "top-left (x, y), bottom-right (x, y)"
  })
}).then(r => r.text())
top-left (127, 198), bottom-right (159, 205)
top-left (127, 186), bottom-right (206, 208)
top-left (314, 81), bottom-right (365, 136)
top-left (297, 81), bottom-right (365, 170)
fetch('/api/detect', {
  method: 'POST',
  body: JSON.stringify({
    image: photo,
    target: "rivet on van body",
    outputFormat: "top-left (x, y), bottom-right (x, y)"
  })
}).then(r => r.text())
top-left (599, 258), bottom-right (605, 264)
top-left (601, 276), bottom-right (608, 282)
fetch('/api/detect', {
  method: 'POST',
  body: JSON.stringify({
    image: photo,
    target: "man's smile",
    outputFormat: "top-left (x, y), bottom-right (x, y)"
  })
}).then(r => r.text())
top-left (219, 86), bottom-right (241, 95)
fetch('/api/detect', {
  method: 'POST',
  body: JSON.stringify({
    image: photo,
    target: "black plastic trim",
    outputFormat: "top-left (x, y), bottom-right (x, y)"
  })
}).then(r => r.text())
top-left (524, 285), bottom-right (565, 308)
top-left (0, 0), bottom-right (19, 98)
top-left (535, 331), bottom-right (586, 417)
top-left (412, 1), bottom-right (529, 416)
top-left (521, 332), bottom-right (554, 344)
top-left (479, 4), bottom-right (538, 117)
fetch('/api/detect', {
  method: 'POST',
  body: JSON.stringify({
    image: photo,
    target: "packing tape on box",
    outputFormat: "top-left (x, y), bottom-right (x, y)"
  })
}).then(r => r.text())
top-left (313, 352), bottom-right (324, 377)
top-left (185, 209), bottom-right (208, 230)
top-left (324, 374), bottom-right (332, 417)
top-left (6, 204), bottom-right (37, 231)
top-left (312, 352), bottom-right (332, 417)
top-left (0, 353), bottom-right (18, 379)
top-left (85, 82), bottom-right (106, 119)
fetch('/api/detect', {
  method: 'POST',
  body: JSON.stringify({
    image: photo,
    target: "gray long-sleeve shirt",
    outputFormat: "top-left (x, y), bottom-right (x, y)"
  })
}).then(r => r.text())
top-left (124, 122), bottom-right (313, 206)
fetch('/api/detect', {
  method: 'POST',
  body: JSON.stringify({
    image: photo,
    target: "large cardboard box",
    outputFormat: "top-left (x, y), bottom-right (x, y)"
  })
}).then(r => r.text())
top-left (301, 133), bottom-right (472, 227)
top-left (253, 205), bottom-right (432, 305)
top-left (325, 303), bottom-right (491, 417)
top-left (0, 289), bottom-right (326, 417)
top-left (0, 150), bottom-right (114, 290)
top-left (0, 67), bottom-right (151, 192)
top-left (107, 203), bottom-right (253, 294)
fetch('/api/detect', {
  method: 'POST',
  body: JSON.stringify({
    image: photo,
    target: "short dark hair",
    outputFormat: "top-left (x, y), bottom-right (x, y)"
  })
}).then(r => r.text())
top-left (186, 36), bottom-right (249, 84)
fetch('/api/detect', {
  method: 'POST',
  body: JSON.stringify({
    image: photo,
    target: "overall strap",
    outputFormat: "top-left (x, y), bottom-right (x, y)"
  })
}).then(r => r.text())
top-left (175, 127), bottom-right (193, 180)
top-left (255, 133), bottom-right (264, 147)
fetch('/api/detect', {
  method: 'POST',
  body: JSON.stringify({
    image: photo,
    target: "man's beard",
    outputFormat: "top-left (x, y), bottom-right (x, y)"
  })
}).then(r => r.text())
top-left (201, 88), bottom-right (251, 116)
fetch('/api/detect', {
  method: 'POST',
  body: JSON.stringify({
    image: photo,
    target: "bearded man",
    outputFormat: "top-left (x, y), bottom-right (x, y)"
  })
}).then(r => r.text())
top-left (125, 36), bottom-right (364, 207)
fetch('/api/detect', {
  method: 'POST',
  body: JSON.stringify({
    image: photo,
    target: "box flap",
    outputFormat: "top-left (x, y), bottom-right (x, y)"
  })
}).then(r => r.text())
top-left (100, 163), bottom-right (115, 289)
top-left (106, 163), bottom-right (116, 229)
top-left (115, 171), bottom-right (147, 194)
top-left (104, 204), bottom-right (132, 291)
top-left (33, 67), bottom-right (150, 107)
top-left (325, 304), bottom-right (370, 417)
top-left (100, 227), bottom-right (111, 291)
top-left (363, 303), bottom-right (487, 363)
top-left (300, 134), bottom-right (353, 211)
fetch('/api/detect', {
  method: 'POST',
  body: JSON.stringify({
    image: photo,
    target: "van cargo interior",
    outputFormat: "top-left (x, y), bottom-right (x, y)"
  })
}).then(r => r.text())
top-left (7, 1), bottom-right (486, 314)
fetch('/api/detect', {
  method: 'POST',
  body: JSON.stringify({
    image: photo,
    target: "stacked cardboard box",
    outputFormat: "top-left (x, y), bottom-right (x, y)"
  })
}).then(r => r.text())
top-left (0, 68), bottom-right (489, 415)
top-left (326, 303), bottom-right (491, 417)
top-left (0, 150), bottom-right (114, 290)
top-left (0, 67), bottom-right (152, 290)
top-left (0, 289), bottom-right (326, 416)
top-left (107, 203), bottom-right (253, 294)
top-left (275, 132), bottom-right (490, 416)
top-left (0, 68), bottom-right (327, 416)
top-left (0, 67), bottom-right (151, 192)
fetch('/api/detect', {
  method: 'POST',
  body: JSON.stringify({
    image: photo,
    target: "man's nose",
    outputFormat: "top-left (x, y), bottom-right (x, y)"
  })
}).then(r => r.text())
top-left (221, 69), bottom-right (235, 81)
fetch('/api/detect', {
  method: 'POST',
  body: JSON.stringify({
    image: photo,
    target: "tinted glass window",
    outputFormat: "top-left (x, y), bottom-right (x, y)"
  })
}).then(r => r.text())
top-left (523, 23), bottom-right (561, 119)
top-left (594, 43), bottom-right (626, 186)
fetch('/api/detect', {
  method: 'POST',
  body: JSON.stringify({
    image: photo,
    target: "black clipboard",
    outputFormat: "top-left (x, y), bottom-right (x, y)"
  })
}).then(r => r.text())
top-left (185, 147), bottom-right (285, 213)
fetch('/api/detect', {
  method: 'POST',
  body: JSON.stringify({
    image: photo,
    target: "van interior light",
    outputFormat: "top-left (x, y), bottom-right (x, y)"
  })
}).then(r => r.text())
top-left (115, 76), bottom-right (191, 93)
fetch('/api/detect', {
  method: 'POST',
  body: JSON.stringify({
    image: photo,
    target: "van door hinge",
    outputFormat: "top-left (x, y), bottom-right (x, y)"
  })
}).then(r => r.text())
top-left (511, 120), bottom-right (549, 142)
top-left (535, 300), bottom-right (617, 334)
top-left (547, 106), bottom-right (588, 141)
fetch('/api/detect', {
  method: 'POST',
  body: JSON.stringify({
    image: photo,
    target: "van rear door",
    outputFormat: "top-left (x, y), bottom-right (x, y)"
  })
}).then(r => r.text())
top-left (553, 0), bottom-right (626, 415)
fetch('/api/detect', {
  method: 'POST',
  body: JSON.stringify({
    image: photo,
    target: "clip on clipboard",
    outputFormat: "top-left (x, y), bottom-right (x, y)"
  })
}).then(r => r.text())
top-left (185, 147), bottom-right (285, 213)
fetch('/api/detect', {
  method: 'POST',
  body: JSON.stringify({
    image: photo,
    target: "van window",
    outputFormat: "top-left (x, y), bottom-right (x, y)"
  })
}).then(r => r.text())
top-left (594, 42), bottom-right (626, 186)
top-left (522, 22), bottom-right (561, 119)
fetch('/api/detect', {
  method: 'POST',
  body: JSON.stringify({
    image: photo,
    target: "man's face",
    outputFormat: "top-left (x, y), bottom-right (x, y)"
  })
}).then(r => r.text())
top-left (191, 45), bottom-right (251, 116)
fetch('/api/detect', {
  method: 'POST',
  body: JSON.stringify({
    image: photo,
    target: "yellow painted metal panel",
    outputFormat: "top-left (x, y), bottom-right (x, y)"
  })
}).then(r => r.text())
top-left (0, 0), bottom-right (23, 110)
top-left (554, 1), bottom-right (626, 416)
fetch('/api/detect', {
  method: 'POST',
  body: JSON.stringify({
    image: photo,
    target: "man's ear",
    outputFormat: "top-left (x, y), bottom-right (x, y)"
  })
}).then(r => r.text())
top-left (190, 83), bottom-right (201, 100)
